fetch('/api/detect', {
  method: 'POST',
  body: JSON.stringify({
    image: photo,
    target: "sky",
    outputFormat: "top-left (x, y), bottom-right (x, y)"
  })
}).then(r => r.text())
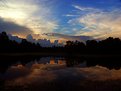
top-left (0, 0), bottom-right (121, 40)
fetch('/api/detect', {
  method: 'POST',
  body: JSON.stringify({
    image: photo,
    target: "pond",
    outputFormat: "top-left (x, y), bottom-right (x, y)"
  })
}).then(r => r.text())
top-left (1, 55), bottom-right (121, 91)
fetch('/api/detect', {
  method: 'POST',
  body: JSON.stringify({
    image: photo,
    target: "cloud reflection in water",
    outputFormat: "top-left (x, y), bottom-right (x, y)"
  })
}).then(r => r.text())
top-left (2, 58), bottom-right (121, 91)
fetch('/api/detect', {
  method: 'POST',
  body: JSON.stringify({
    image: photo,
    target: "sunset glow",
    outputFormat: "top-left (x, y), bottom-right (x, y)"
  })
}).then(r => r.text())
top-left (0, 0), bottom-right (121, 40)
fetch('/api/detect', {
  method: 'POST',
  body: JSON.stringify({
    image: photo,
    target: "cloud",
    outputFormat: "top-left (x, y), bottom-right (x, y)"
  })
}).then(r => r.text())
top-left (0, 0), bottom-right (58, 37)
top-left (43, 33), bottom-right (93, 42)
top-left (0, 17), bottom-right (33, 37)
top-left (73, 5), bottom-right (100, 12)
top-left (78, 9), bottom-right (121, 38)
top-left (64, 14), bottom-right (79, 17)
top-left (68, 5), bottom-right (121, 39)
top-left (4, 63), bottom-right (121, 87)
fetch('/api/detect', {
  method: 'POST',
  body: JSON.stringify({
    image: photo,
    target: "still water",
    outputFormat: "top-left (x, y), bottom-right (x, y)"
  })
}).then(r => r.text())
top-left (1, 56), bottom-right (121, 91)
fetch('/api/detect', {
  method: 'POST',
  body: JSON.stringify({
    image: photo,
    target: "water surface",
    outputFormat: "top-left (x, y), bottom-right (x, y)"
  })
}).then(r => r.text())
top-left (1, 56), bottom-right (121, 91)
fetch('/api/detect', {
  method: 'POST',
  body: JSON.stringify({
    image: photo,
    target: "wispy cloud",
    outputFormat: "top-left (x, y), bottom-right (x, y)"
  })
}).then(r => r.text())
top-left (77, 9), bottom-right (121, 38)
top-left (67, 5), bottom-right (121, 39)
top-left (0, 0), bottom-right (121, 40)
top-left (0, 0), bottom-right (58, 37)
top-left (64, 14), bottom-right (78, 17)
top-left (73, 5), bottom-right (100, 12)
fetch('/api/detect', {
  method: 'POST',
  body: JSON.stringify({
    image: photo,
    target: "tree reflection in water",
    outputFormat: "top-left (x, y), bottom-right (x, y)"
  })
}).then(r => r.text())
top-left (1, 56), bottom-right (121, 91)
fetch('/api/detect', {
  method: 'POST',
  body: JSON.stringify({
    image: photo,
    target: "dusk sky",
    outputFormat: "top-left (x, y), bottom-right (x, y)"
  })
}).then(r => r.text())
top-left (0, 0), bottom-right (121, 40)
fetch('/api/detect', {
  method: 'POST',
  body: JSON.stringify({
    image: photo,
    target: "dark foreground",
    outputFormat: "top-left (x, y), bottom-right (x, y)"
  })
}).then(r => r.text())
top-left (2, 79), bottom-right (121, 91)
top-left (1, 55), bottom-right (121, 91)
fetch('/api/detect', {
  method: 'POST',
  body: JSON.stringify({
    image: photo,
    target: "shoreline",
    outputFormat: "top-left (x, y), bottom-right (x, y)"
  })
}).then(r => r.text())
top-left (0, 52), bottom-right (121, 57)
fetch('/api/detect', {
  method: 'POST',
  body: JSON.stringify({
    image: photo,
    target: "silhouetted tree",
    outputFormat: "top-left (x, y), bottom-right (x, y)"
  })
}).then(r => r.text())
top-left (0, 31), bottom-right (121, 54)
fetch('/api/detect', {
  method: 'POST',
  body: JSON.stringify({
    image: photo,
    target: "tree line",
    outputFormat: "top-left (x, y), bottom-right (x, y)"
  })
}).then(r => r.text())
top-left (0, 31), bottom-right (121, 54)
top-left (0, 32), bottom-right (41, 52)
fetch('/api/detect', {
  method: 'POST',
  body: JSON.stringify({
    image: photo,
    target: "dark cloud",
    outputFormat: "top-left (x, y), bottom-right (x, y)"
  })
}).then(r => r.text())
top-left (44, 33), bottom-right (93, 42)
top-left (0, 17), bottom-right (33, 37)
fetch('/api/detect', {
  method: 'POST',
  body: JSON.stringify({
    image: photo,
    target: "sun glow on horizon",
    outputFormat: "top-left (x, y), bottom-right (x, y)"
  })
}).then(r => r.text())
top-left (0, 0), bottom-right (121, 40)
